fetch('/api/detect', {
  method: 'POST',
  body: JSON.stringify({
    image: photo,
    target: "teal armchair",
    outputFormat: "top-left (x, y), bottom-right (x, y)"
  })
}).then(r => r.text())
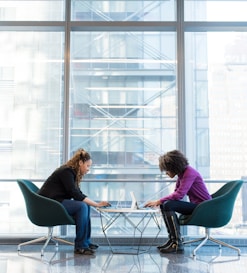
top-left (17, 179), bottom-right (75, 256)
top-left (179, 180), bottom-right (243, 256)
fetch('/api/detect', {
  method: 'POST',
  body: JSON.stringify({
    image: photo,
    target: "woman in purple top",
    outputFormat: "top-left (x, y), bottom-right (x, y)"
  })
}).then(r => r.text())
top-left (144, 150), bottom-right (211, 254)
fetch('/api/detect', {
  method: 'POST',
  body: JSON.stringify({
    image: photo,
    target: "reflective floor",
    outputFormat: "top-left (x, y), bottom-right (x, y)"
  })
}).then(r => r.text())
top-left (0, 244), bottom-right (247, 273)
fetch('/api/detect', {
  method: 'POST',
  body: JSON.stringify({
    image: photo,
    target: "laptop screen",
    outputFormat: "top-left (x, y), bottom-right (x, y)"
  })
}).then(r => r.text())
top-left (130, 191), bottom-right (139, 209)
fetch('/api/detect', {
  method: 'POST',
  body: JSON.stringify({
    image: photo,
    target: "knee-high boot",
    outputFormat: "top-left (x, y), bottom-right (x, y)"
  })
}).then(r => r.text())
top-left (157, 213), bottom-right (172, 249)
top-left (159, 211), bottom-right (184, 254)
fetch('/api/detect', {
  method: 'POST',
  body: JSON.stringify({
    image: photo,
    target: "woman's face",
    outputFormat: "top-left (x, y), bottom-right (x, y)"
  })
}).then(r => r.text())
top-left (79, 159), bottom-right (92, 175)
top-left (166, 170), bottom-right (176, 178)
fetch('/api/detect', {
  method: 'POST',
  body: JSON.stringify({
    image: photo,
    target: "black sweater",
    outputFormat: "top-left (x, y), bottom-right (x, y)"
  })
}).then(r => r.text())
top-left (38, 166), bottom-right (87, 202)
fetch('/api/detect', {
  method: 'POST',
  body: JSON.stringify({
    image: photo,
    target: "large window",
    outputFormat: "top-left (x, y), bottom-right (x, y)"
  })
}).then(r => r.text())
top-left (70, 31), bottom-right (177, 179)
top-left (185, 31), bottom-right (247, 180)
top-left (0, 0), bottom-right (246, 240)
top-left (0, 31), bottom-right (64, 180)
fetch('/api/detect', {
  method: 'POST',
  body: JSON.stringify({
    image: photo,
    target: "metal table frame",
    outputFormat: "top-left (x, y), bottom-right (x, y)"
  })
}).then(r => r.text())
top-left (97, 208), bottom-right (161, 255)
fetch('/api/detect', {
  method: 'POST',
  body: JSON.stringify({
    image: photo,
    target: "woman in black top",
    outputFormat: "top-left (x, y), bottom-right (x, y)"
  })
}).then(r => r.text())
top-left (38, 148), bottom-right (110, 255)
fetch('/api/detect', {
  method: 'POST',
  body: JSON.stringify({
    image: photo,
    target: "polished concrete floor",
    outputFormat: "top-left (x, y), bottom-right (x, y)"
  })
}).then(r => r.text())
top-left (0, 243), bottom-right (247, 273)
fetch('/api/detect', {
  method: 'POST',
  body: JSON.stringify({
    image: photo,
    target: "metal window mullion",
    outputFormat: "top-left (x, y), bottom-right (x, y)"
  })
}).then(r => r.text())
top-left (60, 0), bottom-right (71, 237)
top-left (177, 0), bottom-right (186, 154)
top-left (177, 0), bottom-right (188, 238)
top-left (63, 0), bottom-right (71, 164)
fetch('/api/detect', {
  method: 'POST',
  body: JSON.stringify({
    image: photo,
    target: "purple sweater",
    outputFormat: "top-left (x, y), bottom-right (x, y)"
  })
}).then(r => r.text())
top-left (160, 166), bottom-right (212, 204)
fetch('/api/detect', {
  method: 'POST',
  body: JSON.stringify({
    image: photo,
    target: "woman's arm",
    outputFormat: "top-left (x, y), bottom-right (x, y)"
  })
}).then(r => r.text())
top-left (160, 168), bottom-right (196, 203)
top-left (83, 197), bottom-right (111, 207)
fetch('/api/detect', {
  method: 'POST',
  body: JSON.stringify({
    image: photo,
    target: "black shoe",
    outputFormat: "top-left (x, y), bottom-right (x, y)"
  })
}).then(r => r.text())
top-left (74, 248), bottom-right (95, 255)
top-left (89, 243), bottom-right (99, 250)
top-left (157, 239), bottom-right (172, 250)
top-left (159, 241), bottom-right (184, 254)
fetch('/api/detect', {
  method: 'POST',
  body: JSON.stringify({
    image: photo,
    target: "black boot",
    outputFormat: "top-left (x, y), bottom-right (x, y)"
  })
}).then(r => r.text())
top-left (159, 211), bottom-right (184, 254)
top-left (157, 239), bottom-right (172, 250)
top-left (157, 213), bottom-right (172, 249)
top-left (159, 239), bottom-right (184, 254)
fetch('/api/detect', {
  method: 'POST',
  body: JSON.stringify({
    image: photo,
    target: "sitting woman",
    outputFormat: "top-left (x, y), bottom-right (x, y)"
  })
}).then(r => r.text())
top-left (144, 150), bottom-right (211, 254)
top-left (38, 148), bottom-right (110, 255)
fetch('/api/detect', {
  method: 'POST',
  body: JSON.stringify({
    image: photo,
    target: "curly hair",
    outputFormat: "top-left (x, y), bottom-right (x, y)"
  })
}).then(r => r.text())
top-left (159, 150), bottom-right (188, 175)
top-left (65, 148), bottom-right (91, 186)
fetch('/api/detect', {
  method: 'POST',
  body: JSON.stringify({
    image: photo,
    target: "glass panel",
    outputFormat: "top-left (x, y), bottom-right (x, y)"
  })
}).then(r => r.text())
top-left (185, 0), bottom-right (247, 21)
top-left (71, 0), bottom-right (175, 21)
top-left (0, 0), bottom-right (64, 21)
top-left (185, 31), bottom-right (247, 180)
top-left (0, 32), bottom-right (64, 179)
top-left (70, 31), bottom-right (177, 179)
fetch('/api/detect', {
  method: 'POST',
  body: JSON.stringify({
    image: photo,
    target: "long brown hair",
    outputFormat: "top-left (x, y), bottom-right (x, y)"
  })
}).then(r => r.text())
top-left (65, 148), bottom-right (91, 186)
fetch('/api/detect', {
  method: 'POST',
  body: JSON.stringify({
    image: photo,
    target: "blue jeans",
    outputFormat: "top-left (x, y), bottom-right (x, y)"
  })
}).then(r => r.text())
top-left (62, 199), bottom-right (91, 249)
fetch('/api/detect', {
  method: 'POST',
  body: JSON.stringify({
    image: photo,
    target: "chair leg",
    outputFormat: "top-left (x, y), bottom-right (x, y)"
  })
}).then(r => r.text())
top-left (183, 228), bottom-right (241, 256)
top-left (183, 236), bottom-right (207, 245)
top-left (40, 227), bottom-right (55, 256)
top-left (18, 236), bottom-right (48, 251)
top-left (183, 231), bottom-right (209, 256)
top-left (53, 236), bottom-right (74, 246)
top-left (18, 227), bottom-right (74, 256)
top-left (209, 236), bottom-right (241, 256)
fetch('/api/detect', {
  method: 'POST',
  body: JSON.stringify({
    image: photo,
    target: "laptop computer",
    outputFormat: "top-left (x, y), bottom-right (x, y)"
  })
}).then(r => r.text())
top-left (101, 191), bottom-right (157, 211)
top-left (129, 191), bottom-right (157, 210)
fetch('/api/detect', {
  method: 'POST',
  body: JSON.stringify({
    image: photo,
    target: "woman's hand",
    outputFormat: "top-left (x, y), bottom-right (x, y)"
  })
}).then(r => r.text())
top-left (144, 200), bottom-right (161, 208)
top-left (83, 197), bottom-right (111, 207)
top-left (97, 201), bottom-right (111, 207)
